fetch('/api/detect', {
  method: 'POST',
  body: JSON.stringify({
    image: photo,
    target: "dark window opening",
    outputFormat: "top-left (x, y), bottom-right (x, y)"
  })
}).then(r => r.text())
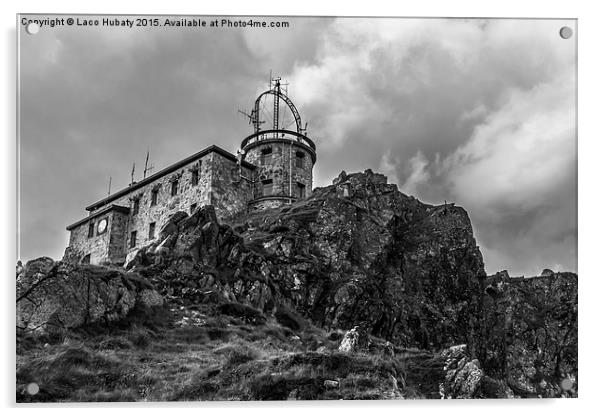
top-left (295, 151), bottom-right (305, 168)
top-left (262, 179), bottom-right (273, 197)
top-left (151, 189), bottom-right (158, 206)
top-left (171, 180), bottom-right (179, 196)
top-left (260, 147), bottom-right (272, 165)
top-left (191, 203), bottom-right (197, 213)
top-left (133, 198), bottom-right (140, 215)
top-left (191, 169), bottom-right (199, 186)
top-left (149, 222), bottom-right (156, 239)
top-left (130, 231), bottom-right (137, 249)
top-left (297, 182), bottom-right (306, 199)
top-left (81, 254), bottom-right (91, 264)
top-left (88, 222), bottom-right (95, 238)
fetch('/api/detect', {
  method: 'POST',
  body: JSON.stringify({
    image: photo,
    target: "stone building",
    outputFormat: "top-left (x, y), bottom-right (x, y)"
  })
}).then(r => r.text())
top-left (65, 80), bottom-right (316, 265)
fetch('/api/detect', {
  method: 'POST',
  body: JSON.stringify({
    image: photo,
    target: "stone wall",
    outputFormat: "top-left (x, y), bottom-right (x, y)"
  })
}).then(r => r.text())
top-left (108, 210), bottom-right (129, 263)
top-left (68, 149), bottom-right (257, 264)
top-left (97, 154), bottom-right (213, 258)
top-left (210, 153), bottom-right (255, 221)
top-left (67, 209), bottom-right (126, 265)
top-left (244, 140), bottom-right (313, 202)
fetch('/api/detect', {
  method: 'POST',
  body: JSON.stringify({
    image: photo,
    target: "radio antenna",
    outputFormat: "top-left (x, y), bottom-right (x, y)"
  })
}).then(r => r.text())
top-left (143, 148), bottom-right (154, 179)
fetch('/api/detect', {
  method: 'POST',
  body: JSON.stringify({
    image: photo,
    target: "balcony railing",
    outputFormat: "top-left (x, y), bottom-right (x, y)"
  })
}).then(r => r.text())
top-left (241, 129), bottom-right (316, 154)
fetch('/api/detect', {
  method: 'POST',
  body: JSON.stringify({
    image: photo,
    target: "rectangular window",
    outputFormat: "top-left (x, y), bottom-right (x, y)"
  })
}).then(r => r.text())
top-left (191, 203), bottom-right (197, 213)
top-left (151, 189), bottom-right (158, 206)
top-left (297, 182), bottom-right (306, 199)
top-left (88, 222), bottom-right (94, 238)
top-left (191, 169), bottom-right (199, 186)
top-left (149, 222), bottom-right (156, 239)
top-left (129, 231), bottom-right (137, 249)
top-left (133, 198), bottom-right (140, 215)
top-left (260, 147), bottom-right (272, 165)
top-left (171, 180), bottom-right (178, 196)
top-left (262, 179), bottom-right (273, 197)
top-left (295, 151), bottom-right (305, 169)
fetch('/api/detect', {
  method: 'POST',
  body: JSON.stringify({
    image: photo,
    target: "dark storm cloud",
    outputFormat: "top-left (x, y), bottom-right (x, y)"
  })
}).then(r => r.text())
top-left (19, 16), bottom-right (576, 277)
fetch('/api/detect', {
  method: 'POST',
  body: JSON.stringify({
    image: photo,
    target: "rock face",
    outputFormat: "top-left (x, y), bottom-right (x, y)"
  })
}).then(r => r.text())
top-left (17, 258), bottom-right (163, 336)
top-left (130, 169), bottom-right (486, 352)
top-left (115, 169), bottom-right (577, 398)
top-left (440, 344), bottom-right (484, 399)
top-left (478, 271), bottom-right (578, 397)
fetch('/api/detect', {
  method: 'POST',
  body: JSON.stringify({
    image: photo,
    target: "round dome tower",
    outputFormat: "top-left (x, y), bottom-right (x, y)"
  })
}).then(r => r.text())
top-left (240, 77), bottom-right (316, 211)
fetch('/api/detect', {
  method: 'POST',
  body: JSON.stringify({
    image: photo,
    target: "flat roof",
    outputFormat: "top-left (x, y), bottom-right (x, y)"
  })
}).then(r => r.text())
top-left (66, 204), bottom-right (130, 231)
top-left (85, 145), bottom-right (256, 212)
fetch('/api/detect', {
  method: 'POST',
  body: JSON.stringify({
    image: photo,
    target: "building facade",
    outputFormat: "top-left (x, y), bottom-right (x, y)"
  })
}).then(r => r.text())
top-left (65, 81), bottom-right (316, 265)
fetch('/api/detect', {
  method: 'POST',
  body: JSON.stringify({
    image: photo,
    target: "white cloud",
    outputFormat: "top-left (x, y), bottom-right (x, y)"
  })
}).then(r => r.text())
top-left (378, 150), bottom-right (401, 186)
top-left (400, 151), bottom-right (431, 195)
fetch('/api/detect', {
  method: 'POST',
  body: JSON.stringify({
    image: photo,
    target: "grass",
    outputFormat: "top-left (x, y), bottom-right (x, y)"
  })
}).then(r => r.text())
top-left (16, 300), bottom-right (441, 402)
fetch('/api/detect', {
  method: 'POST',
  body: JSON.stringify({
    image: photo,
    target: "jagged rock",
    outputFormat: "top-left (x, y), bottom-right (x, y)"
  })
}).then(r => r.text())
top-left (478, 272), bottom-right (577, 398)
top-left (440, 344), bottom-right (484, 399)
top-left (133, 170), bottom-right (486, 352)
top-left (338, 326), bottom-right (369, 353)
top-left (122, 169), bottom-right (577, 398)
top-left (16, 258), bottom-right (163, 336)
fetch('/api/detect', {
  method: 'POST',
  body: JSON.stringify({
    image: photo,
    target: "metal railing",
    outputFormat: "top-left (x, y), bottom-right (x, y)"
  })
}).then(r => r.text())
top-left (240, 129), bottom-right (316, 153)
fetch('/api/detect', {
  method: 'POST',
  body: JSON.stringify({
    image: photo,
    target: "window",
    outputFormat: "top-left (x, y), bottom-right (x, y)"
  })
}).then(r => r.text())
top-left (130, 231), bottom-right (137, 249)
top-left (149, 222), bottom-right (156, 239)
top-left (81, 254), bottom-right (91, 264)
top-left (295, 151), bottom-right (305, 169)
top-left (133, 198), bottom-right (140, 215)
top-left (191, 169), bottom-right (199, 186)
top-left (88, 222), bottom-right (95, 238)
top-left (171, 180), bottom-right (179, 196)
top-left (191, 203), bottom-right (197, 213)
top-left (262, 179), bottom-right (273, 197)
top-left (297, 182), bottom-right (306, 199)
top-left (260, 147), bottom-right (272, 165)
top-left (151, 189), bottom-right (158, 206)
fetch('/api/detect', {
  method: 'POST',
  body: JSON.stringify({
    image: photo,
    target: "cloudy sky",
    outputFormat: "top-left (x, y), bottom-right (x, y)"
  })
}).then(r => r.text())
top-left (18, 16), bottom-right (576, 276)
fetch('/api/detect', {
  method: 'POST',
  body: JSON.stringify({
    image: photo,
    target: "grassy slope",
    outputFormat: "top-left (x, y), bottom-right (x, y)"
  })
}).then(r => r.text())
top-left (16, 301), bottom-right (442, 402)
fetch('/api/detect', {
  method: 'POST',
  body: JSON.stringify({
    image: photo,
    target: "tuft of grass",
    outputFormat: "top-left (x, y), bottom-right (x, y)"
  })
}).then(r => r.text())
top-left (213, 342), bottom-right (262, 367)
top-left (16, 345), bottom-right (128, 402)
top-left (126, 325), bottom-right (154, 349)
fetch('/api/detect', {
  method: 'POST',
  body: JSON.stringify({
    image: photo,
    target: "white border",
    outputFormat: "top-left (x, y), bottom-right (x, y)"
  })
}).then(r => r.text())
top-left (3, 1), bottom-right (600, 415)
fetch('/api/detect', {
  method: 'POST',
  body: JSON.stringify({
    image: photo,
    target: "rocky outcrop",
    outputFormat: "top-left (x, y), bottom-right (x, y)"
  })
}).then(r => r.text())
top-left (114, 169), bottom-right (577, 398)
top-left (17, 258), bottom-right (163, 336)
top-left (129, 169), bottom-right (486, 352)
top-left (478, 271), bottom-right (578, 398)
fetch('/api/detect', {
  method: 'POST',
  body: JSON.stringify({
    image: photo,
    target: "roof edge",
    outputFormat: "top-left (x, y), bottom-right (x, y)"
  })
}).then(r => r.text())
top-left (66, 204), bottom-right (130, 231)
top-left (85, 145), bottom-right (255, 212)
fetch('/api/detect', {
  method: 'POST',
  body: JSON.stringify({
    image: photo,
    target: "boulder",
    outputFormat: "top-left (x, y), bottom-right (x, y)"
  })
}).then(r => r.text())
top-left (16, 258), bottom-right (163, 336)
top-left (338, 326), bottom-right (369, 353)
top-left (440, 344), bottom-right (484, 399)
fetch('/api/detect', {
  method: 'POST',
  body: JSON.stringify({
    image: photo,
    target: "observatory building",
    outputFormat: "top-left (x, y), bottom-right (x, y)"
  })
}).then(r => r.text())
top-left (65, 78), bottom-right (316, 265)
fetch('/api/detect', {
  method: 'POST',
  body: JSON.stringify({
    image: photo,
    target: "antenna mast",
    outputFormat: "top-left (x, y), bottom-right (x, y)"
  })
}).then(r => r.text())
top-left (272, 76), bottom-right (280, 137)
top-left (143, 148), bottom-right (154, 179)
top-left (107, 176), bottom-right (112, 197)
top-left (130, 163), bottom-right (135, 185)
